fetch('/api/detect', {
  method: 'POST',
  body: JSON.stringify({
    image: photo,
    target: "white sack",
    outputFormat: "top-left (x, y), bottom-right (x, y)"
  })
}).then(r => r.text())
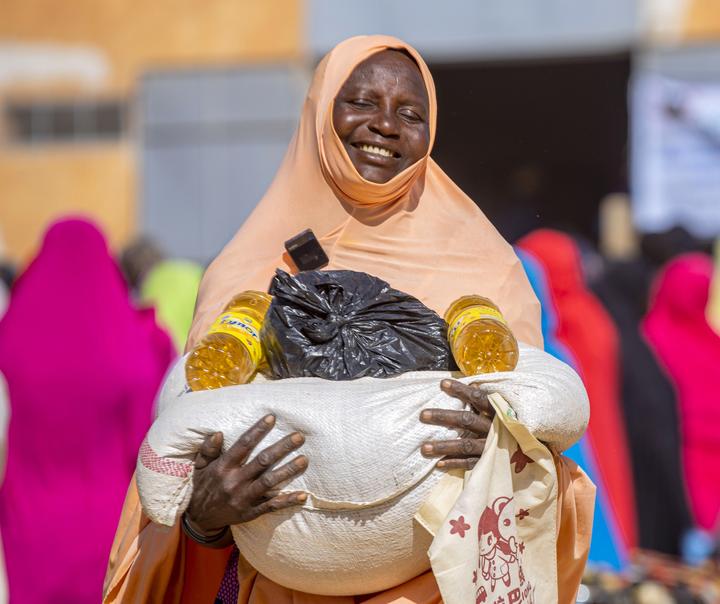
top-left (136, 344), bottom-right (587, 596)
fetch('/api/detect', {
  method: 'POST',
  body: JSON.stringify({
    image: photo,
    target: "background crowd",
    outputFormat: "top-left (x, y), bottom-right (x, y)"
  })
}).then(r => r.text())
top-left (2, 1), bottom-right (720, 603)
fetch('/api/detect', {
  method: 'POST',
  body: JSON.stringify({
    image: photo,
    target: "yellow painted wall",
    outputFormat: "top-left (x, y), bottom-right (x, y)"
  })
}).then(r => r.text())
top-left (0, 0), bottom-right (303, 93)
top-left (683, 0), bottom-right (720, 40)
top-left (0, 0), bottom-right (302, 263)
top-left (0, 145), bottom-right (135, 264)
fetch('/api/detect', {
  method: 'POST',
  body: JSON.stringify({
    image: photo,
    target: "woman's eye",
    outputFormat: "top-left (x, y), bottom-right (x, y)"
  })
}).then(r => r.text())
top-left (400, 109), bottom-right (422, 122)
top-left (350, 99), bottom-right (372, 108)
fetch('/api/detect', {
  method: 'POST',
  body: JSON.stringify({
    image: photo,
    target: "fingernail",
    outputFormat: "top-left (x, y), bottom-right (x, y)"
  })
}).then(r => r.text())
top-left (263, 414), bottom-right (275, 425)
top-left (297, 493), bottom-right (308, 502)
top-left (441, 379), bottom-right (453, 389)
top-left (420, 410), bottom-right (431, 422)
top-left (436, 460), bottom-right (446, 468)
top-left (294, 456), bottom-right (308, 468)
top-left (291, 432), bottom-right (304, 445)
top-left (421, 444), bottom-right (434, 455)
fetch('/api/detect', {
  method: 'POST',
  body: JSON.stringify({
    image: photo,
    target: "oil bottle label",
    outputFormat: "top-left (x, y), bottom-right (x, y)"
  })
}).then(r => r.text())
top-left (448, 306), bottom-right (507, 349)
top-left (207, 311), bottom-right (263, 366)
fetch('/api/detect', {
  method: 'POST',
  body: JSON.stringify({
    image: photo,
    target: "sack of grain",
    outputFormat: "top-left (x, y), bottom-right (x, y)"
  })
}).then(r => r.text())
top-left (136, 344), bottom-right (586, 596)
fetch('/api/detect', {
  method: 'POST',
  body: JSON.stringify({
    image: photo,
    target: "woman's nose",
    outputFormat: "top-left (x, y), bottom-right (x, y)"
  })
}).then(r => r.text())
top-left (368, 108), bottom-right (400, 139)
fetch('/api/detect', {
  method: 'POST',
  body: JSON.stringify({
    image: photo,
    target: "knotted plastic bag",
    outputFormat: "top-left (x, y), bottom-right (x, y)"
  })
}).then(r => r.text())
top-left (261, 269), bottom-right (452, 379)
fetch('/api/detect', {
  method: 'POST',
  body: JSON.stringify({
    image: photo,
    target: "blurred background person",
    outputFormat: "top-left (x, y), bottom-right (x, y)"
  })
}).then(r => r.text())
top-left (590, 195), bottom-right (692, 557)
top-left (118, 236), bottom-right (165, 299)
top-left (643, 254), bottom-right (720, 543)
top-left (119, 236), bottom-right (203, 351)
top-left (0, 218), bottom-right (174, 603)
top-left (518, 229), bottom-right (637, 571)
top-left (138, 258), bottom-right (203, 352)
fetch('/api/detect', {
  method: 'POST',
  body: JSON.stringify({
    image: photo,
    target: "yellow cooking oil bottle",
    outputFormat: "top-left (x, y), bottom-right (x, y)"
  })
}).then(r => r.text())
top-left (444, 295), bottom-right (519, 375)
top-left (185, 291), bottom-right (272, 391)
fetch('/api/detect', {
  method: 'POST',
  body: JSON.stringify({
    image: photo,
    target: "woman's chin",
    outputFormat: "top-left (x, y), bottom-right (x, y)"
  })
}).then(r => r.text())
top-left (356, 165), bottom-right (397, 184)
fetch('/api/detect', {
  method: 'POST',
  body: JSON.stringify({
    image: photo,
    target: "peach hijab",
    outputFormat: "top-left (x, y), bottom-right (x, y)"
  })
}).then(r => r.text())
top-left (188, 35), bottom-right (542, 350)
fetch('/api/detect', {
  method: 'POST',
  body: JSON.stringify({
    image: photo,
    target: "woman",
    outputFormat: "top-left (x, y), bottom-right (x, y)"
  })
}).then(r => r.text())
top-left (0, 218), bottom-right (175, 603)
top-left (106, 36), bottom-right (590, 603)
top-left (643, 253), bottom-right (720, 533)
top-left (517, 230), bottom-right (637, 556)
top-left (139, 259), bottom-right (204, 351)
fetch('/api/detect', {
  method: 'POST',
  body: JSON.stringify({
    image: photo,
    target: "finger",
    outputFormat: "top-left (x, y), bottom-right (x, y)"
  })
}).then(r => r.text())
top-left (441, 379), bottom-right (494, 417)
top-left (223, 415), bottom-right (276, 467)
top-left (467, 382), bottom-right (495, 417)
top-left (436, 457), bottom-right (481, 471)
top-left (262, 489), bottom-right (283, 499)
top-left (194, 432), bottom-right (224, 470)
top-left (421, 438), bottom-right (486, 459)
top-left (420, 408), bottom-right (492, 437)
top-left (243, 433), bottom-right (306, 479)
top-left (243, 491), bottom-right (308, 522)
top-left (249, 454), bottom-right (309, 498)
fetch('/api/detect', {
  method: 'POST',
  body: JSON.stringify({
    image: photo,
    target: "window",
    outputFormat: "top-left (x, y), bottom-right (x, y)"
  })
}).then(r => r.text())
top-left (4, 100), bottom-right (128, 144)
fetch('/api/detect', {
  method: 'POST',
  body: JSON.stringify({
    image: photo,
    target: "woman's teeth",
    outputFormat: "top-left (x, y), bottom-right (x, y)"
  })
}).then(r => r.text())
top-left (359, 144), bottom-right (394, 158)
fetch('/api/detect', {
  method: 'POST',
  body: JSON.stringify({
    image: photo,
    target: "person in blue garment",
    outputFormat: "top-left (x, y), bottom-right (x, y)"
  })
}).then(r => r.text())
top-left (517, 247), bottom-right (625, 570)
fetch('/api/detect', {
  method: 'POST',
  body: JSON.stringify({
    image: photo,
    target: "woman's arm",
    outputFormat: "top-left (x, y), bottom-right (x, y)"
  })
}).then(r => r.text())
top-left (420, 345), bottom-right (590, 469)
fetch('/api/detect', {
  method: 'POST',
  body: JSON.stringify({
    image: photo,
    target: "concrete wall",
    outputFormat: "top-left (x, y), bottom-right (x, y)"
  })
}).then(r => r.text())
top-left (308, 0), bottom-right (639, 60)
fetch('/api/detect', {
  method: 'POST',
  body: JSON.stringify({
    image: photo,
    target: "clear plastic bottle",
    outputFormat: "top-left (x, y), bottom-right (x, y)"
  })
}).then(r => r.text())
top-left (444, 295), bottom-right (519, 375)
top-left (185, 291), bottom-right (272, 391)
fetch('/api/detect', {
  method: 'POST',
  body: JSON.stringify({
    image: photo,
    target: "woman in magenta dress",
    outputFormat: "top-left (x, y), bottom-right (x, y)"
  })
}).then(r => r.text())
top-left (643, 253), bottom-right (720, 534)
top-left (0, 218), bottom-right (175, 603)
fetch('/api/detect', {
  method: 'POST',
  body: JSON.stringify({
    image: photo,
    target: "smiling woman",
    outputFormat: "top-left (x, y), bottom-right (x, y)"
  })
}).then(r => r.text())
top-left (104, 35), bottom-right (591, 604)
top-left (332, 50), bottom-right (430, 183)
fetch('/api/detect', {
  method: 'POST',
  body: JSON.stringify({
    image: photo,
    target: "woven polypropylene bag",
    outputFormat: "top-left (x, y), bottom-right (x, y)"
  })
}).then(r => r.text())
top-left (136, 345), bottom-right (587, 596)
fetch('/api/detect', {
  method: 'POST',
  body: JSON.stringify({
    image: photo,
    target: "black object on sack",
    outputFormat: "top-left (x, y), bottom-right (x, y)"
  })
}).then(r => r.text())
top-left (261, 269), bottom-right (452, 380)
top-left (284, 229), bottom-right (329, 271)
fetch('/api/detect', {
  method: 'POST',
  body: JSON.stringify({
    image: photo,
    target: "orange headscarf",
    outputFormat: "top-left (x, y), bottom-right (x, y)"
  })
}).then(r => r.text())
top-left (187, 35), bottom-right (542, 350)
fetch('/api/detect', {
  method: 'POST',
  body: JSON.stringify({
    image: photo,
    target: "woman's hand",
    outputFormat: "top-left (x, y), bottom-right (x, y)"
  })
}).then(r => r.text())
top-left (419, 379), bottom-right (495, 471)
top-left (186, 414), bottom-right (308, 535)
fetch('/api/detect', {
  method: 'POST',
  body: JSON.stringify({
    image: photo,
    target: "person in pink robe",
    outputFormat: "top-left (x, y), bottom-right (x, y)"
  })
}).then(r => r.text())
top-left (0, 218), bottom-right (175, 603)
top-left (643, 253), bottom-right (720, 532)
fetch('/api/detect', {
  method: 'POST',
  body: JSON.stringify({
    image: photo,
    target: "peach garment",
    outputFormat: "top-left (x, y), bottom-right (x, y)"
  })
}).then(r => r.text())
top-left (555, 453), bottom-right (595, 604)
top-left (187, 35), bottom-right (542, 351)
top-left (102, 475), bottom-right (442, 604)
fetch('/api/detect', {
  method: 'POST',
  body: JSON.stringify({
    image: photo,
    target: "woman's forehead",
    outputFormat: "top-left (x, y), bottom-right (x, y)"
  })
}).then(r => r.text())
top-left (341, 50), bottom-right (428, 100)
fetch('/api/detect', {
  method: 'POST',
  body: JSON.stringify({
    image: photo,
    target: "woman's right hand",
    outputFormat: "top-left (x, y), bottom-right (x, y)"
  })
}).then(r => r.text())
top-left (185, 414), bottom-right (308, 534)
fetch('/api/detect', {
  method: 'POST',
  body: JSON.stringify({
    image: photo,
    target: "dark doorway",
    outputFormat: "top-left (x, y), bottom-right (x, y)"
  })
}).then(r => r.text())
top-left (430, 52), bottom-right (631, 244)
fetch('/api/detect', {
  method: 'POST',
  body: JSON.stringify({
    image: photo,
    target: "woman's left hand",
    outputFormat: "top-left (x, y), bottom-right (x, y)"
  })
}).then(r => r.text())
top-left (419, 379), bottom-right (495, 471)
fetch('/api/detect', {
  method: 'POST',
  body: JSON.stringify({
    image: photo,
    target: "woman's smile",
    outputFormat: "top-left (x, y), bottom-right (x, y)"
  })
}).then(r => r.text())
top-left (352, 142), bottom-right (400, 159)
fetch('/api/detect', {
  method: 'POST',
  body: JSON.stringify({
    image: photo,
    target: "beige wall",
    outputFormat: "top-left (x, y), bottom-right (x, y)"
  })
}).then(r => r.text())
top-left (0, 144), bottom-right (135, 263)
top-left (0, 0), bottom-right (302, 264)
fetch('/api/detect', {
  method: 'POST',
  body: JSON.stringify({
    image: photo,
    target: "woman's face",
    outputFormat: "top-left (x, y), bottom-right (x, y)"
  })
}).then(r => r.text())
top-left (333, 50), bottom-right (430, 184)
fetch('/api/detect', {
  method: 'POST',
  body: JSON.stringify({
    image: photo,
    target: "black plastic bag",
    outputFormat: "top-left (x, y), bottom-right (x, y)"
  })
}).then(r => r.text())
top-left (261, 269), bottom-right (452, 380)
